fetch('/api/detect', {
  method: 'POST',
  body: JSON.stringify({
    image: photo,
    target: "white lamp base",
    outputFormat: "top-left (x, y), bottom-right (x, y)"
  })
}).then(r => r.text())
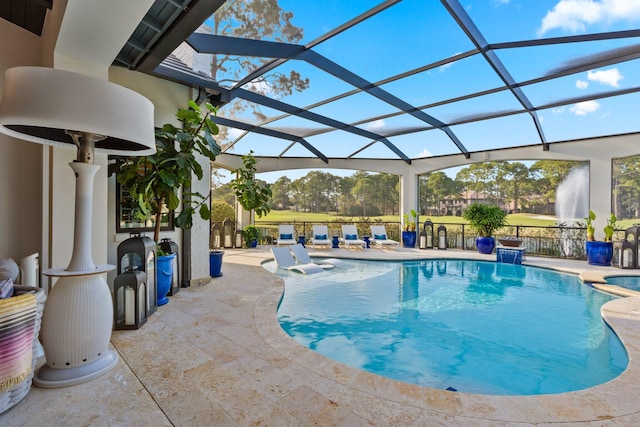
top-left (34, 350), bottom-right (118, 389)
top-left (34, 273), bottom-right (117, 388)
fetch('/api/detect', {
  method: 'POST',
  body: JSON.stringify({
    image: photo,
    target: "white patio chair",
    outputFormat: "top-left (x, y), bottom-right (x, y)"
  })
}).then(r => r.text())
top-left (277, 224), bottom-right (297, 246)
top-left (370, 225), bottom-right (399, 248)
top-left (310, 225), bottom-right (332, 248)
top-left (340, 224), bottom-right (366, 249)
top-left (290, 244), bottom-right (342, 267)
top-left (270, 247), bottom-right (323, 274)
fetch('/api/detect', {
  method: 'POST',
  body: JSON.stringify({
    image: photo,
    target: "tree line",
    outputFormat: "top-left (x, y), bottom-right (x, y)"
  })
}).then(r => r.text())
top-left (211, 157), bottom-right (640, 220)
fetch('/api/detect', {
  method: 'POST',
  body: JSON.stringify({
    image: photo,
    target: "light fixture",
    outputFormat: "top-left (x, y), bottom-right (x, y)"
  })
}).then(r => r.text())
top-left (0, 66), bottom-right (154, 388)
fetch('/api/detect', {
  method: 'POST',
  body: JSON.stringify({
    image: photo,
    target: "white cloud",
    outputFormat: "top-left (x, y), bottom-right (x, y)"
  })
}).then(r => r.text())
top-left (537, 0), bottom-right (640, 36)
top-left (587, 68), bottom-right (623, 87)
top-left (570, 100), bottom-right (600, 115)
top-left (552, 106), bottom-right (566, 114)
top-left (492, 0), bottom-right (509, 5)
top-left (576, 79), bottom-right (589, 89)
top-left (227, 127), bottom-right (245, 139)
top-left (417, 148), bottom-right (432, 158)
top-left (363, 119), bottom-right (386, 131)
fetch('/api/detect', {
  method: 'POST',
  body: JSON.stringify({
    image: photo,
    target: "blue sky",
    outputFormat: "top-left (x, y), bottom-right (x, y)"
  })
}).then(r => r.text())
top-left (206, 0), bottom-right (640, 184)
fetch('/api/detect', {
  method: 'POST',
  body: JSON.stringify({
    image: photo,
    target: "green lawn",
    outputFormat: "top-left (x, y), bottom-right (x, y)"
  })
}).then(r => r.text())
top-left (257, 210), bottom-right (562, 227)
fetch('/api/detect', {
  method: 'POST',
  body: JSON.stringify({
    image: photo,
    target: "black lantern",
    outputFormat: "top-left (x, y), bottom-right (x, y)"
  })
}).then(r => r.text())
top-left (235, 229), bottom-right (244, 248)
top-left (625, 225), bottom-right (640, 269)
top-left (117, 232), bottom-right (157, 315)
top-left (437, 225), bottom-right (447, 250)
top-left (222, 218), bottom-right (234, 248)
top-left (613, 241), bottom-right (635, 269)
top-left (113, 268), bottom-right (148, 330)
top-left (159, 238), bottom-right (180, 295)
top-left (420, 219), bottom-right (434, 249)
top-left (211, 222), bottom-right (221, 249)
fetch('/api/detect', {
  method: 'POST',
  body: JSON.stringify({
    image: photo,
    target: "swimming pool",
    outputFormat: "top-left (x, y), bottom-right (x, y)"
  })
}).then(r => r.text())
top-left (606, 275), bottom-right (640, 292)
top-left (268, 259), bottom-right (628, 395)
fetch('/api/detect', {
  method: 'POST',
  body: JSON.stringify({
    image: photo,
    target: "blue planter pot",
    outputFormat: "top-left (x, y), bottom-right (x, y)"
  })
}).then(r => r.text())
top-left (402, 231), bottom-right (417, 248)
top-left (157, 253), bottom-right (176, 306)
top-left (476, 236), bottom-right (496, 254)
top-left (209, 251), bottom-right (224, 278)
top-left (586, 241), bottom-right (613, 266)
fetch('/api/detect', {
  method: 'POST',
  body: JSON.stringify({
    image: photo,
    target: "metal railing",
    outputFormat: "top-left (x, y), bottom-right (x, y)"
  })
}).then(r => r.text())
top-left (245, 219), bottom-right (621, 260)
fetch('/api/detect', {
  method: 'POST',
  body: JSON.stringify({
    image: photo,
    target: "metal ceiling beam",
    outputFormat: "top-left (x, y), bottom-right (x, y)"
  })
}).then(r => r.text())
top-left (188, 33), bottom-right (467, 159)
top-left (231, 88), bottom-right (412, 164)
top-left (442, 0), bottom-right (549, 150)
top-left (232, 0), bottom-right (399, 92)
top-left (490, 29), bottom-right (640, 50)
top-left (298, 50), bottom-right (470, 158)
top-left (187, 33), bottom-right (306, 58)
top-left (211, 116), bottom-right (329, 163)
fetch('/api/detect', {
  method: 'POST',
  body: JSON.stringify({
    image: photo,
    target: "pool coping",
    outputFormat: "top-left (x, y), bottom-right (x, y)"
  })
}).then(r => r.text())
top-left (244, 247), bottom-right (640, 424)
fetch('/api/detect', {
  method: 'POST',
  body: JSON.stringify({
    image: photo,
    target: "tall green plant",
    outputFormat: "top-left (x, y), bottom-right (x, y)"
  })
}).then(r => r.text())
top-left (230, 150), bottom-right (272, 218)
top-left (603, 213), bottom-right (617, 242)
top-left (585, 209), bottom-right (596, 241)
top-left (112, 101), bottom-right (221, 242)
top-left (463, 203), bottom-right (507, 237)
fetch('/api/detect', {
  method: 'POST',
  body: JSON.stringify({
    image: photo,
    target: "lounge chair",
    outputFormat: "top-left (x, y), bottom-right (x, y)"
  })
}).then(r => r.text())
top-left (277, 224), bottom-right (297, 246)
top-left (370, 225), bottom-right (399, 248)
top-left (290, 244), bottom-right (341, 268)
top-left (310, 225), bottom-right (332, 248)
top-left (270, 247), bottom-right (324, 274)
top-left (340, 224), bottom-right (366, 249)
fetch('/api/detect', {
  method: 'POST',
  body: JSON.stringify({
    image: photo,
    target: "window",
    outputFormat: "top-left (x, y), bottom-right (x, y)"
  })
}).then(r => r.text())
top-left (116, 182), bottom-right (173, 233)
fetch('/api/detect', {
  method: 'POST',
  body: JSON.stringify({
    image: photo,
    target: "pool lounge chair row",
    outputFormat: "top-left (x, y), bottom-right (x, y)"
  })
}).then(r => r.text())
top-left (276, 224), bottom-right (399, 249)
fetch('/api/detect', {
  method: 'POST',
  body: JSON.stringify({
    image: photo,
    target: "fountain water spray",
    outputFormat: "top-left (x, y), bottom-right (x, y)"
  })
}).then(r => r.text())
top-left (555, 167), bottom-right (589, 257)
top-left (555, 167), bottom-right (589, 222)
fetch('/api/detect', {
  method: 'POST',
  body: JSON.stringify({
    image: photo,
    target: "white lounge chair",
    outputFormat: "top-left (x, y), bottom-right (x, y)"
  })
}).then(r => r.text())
top-left (370, 225), bottom-right (399, 248)
top-left (340, 224), bottom-right (366, 249)
top-left (277, 224), bottom-right (297, 246)
top-left (270, 247), bottom-right (324, 274)
top-left (310, 225), bottom-right (332, 248)
top-left (290, 244), bottom-right (341, 268)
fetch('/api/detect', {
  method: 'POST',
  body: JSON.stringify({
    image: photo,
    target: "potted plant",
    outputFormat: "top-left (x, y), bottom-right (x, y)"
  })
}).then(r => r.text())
top-left (111, 100), bottom-right (221, 301)
top-left (402, 209), bottom-right (418, 247)
top-left (230, 150), bottom-right (272, 219)
top-left (585, 210), bottom-right (616, 266)
top-left (463, 203), bottom-right (507, 254)
top-left (243, 225), bottom-right (261, 248)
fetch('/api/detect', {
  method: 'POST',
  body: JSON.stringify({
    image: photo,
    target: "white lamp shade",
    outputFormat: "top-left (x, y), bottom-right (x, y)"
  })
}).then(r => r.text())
top-left (0, 66), bottom-right (155, 155)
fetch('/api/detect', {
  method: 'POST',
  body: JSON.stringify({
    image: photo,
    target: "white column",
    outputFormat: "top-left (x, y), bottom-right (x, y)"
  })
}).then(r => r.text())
top-left (589, 157), bottom-right (613, 240)
top-left (400, 172), bottom-right (418, 221)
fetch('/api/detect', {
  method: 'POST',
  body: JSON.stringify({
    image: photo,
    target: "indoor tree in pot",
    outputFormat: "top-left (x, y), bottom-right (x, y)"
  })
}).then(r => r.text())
top-left (111, 100), bottom-right (221, 303)
top-left (230, 150), bottom-right (272, 240)
top-left (242, 225), bottom-right (261, 248)
top-left (463, 203), bottom-right (507, 254)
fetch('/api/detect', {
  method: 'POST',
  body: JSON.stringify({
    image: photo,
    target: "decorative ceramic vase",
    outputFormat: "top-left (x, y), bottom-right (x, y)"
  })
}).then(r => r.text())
top-left (156, 253), bottom-right (176, 306)
top-left (476, 236), bottom-right (496, 254)
top-left (402, 231), bottom-right (417, 248)
top-left (586, 241), bottom-right (613, 266)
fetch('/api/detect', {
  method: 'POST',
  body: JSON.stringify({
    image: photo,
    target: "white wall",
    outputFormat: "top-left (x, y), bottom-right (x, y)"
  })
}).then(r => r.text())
top-left (0, 13), bottom-right (47, 280)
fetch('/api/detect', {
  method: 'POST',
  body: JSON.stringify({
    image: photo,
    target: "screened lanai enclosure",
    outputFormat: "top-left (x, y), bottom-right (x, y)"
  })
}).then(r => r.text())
top-left (116, 0), bottom-right (640, 162)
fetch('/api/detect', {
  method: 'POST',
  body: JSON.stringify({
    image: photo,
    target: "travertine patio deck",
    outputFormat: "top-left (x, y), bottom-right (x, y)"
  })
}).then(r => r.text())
top-left (2, 247), bottom-right (640, 426)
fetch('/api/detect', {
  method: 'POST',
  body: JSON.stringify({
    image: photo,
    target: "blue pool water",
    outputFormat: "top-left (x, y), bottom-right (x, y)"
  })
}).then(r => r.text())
top-left (606, 275), bottom-right (640, 292)
top-left (267, 259), bottom-right (628, 395)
